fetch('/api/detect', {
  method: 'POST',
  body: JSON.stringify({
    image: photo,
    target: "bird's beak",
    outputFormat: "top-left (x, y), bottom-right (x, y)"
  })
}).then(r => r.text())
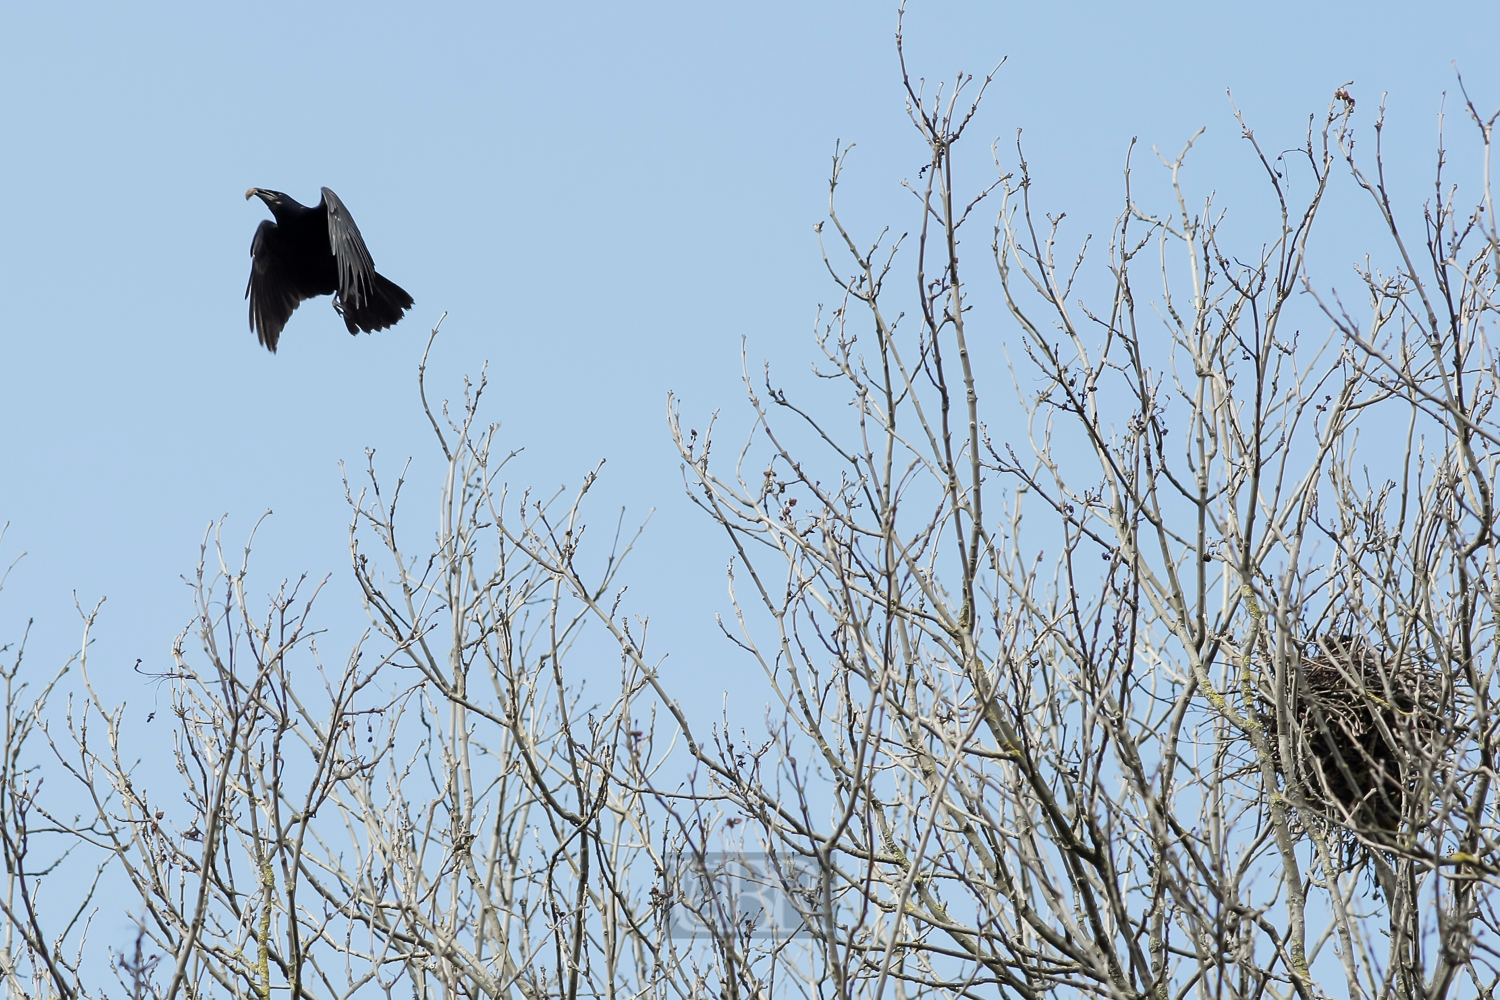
top-left (245, 187), bottom-right (260, 201)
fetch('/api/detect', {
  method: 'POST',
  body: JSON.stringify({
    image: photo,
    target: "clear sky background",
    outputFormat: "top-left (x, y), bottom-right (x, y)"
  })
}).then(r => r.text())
top-left (0, 1), bottom-right (1496, 732)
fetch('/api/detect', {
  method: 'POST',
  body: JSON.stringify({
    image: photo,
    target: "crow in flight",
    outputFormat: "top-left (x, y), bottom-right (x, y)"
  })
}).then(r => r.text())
top-left (245, 187), bottom-right (413, 353)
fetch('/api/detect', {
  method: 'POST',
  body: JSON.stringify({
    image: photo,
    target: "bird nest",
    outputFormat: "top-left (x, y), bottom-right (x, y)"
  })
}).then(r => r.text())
top-left (1255, 633), bottom-right (1452, 849)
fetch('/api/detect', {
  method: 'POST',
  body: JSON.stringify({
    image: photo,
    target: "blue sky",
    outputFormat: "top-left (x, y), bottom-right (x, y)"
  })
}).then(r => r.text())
top-left (0, 0), bottom-right (1496, 717)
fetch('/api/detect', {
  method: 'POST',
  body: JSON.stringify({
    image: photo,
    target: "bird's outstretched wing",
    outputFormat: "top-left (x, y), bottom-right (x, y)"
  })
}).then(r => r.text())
top-left (322, 187), bottom-right (377, 311)
top-left (246, 220), bottom-right (305, 353)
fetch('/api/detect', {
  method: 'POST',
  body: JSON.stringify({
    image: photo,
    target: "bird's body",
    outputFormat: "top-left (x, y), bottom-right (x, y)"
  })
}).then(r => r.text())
top-left (245, 187), bottom-right (413, 352)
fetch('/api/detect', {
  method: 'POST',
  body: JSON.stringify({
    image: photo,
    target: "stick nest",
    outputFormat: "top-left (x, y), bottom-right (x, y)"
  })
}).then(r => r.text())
top-left (1257, 633), bottom-right (1452, 846)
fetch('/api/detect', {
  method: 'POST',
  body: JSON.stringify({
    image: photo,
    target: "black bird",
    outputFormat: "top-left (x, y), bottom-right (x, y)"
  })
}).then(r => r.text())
top-left (244, 187), bottom-right (413, 353)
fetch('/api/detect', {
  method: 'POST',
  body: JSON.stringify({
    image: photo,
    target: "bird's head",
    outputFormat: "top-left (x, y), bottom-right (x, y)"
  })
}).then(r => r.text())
top-left (245, 187), bottom-right (301, 222)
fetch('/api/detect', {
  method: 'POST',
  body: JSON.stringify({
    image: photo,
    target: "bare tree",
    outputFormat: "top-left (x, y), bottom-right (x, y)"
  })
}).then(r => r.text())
top-left (655, 28), bottom-right (1500, 1000)
top-left (0, 334), bottom-right (660, 999)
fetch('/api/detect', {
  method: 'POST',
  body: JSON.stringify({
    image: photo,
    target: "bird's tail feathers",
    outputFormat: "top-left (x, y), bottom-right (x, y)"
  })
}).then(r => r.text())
top-left (340, 272), bottom-right (414, 335)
